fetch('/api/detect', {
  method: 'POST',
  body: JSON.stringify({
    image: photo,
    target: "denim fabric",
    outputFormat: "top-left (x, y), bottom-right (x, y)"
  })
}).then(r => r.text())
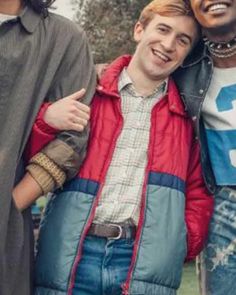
top-left (173, 43), bottom-right (216, 194)
top-left (200, 187), bottom-right (236, 295)
top-left (72, 236), bottom-right (134, 295)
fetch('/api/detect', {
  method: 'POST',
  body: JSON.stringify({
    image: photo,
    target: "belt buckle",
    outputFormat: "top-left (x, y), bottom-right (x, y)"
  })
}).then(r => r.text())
top-left (108, 224), bottom-right (123, 240)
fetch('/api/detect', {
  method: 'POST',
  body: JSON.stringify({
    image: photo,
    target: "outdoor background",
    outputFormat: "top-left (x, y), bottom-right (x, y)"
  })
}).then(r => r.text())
top-left (47, 1), bottom-right (200, 294)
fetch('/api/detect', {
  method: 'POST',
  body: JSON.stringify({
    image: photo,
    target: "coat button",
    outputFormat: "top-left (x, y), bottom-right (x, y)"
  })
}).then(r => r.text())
top-left (199, 89), bottom-right (204, 95)
top-left (192, 116), bottom-right (197, 121)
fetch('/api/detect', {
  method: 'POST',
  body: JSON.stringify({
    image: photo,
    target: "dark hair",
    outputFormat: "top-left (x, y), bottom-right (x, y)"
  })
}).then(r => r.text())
top-left (25, 0), bottom-right (55, 15)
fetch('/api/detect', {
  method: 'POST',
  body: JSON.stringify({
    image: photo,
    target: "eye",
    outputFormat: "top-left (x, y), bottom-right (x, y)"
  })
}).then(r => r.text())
top-left (156, 26), bottom-right (169, 34)
top-left (178, 37), bottom-right (191, 47)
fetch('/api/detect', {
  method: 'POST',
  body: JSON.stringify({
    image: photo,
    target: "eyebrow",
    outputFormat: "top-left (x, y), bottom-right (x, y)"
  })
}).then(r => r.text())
top-left (156, 23), bottom-right (193, 44)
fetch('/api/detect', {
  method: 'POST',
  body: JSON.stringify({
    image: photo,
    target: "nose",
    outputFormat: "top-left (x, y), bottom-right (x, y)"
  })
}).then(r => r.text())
top-left (161, 35), bottom-right (176, 52)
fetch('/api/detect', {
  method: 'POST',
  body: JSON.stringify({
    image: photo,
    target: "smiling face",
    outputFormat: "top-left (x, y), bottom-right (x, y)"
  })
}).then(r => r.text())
top-left (131, 14), bottom-right (198, 82)
top-left (190, 0), bottom-right (236, 32)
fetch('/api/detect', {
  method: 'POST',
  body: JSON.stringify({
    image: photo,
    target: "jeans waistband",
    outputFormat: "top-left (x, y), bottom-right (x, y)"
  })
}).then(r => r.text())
top-left (87, 223), bottom-right (136, 240)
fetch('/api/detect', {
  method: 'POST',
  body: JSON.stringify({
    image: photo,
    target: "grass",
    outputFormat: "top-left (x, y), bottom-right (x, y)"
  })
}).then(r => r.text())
top-left (179, 261), bottom-right (199, 295)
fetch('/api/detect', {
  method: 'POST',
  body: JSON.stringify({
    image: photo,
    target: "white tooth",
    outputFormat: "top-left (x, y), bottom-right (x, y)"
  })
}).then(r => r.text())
top-left (153, 50), bottom-right (168, 62)
top-left (208, 3), bottom-right (227, 11)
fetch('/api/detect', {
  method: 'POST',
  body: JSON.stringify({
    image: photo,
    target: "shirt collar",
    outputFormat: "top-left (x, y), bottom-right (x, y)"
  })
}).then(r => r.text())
top-left (18, 5), bottom-right (43, 34)
top-left (118, 67), bottom-right (168, 99)
top-left (118, 67), bottom-right (133, 92)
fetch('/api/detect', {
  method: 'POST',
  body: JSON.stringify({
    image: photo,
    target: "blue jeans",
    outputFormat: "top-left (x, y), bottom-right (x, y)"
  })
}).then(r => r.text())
top-left (199, 187), bottom-right (236, 295)
top-left (72, 235), bottom-right (134, 295)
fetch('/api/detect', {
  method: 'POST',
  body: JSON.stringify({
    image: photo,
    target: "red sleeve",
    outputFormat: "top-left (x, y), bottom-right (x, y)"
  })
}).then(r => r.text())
top-left (185, 139), bottom-right (214, 261)
top-left (24, 103), bottom-right (60, 162)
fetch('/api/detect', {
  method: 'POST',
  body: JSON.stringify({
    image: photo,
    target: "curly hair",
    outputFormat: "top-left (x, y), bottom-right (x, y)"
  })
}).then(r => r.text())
top-left (24, 0), bottom-right (55, 15)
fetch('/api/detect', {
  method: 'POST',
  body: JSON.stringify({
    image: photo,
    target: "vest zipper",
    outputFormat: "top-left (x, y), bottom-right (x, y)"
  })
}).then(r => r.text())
top-left (121, 103), bottom-right (158, 294)
top-left (68, 98), bottom-right (124, 294)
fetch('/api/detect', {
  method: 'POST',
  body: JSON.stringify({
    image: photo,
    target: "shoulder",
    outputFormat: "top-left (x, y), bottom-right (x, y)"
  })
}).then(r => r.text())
top-left (44, 12), bottom-right (86, 40)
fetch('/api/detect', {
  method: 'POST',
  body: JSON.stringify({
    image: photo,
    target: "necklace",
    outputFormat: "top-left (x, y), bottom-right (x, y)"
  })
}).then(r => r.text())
top-left (203, 36), bottom-right (236, 58)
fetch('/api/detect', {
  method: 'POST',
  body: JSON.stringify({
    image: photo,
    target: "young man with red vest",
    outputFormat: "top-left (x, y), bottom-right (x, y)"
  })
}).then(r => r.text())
top-left (15, 1), bottom-right (213, 294)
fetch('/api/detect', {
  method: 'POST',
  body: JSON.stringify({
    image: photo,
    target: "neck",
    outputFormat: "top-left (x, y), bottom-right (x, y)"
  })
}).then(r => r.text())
top-left (127, 59), bottom-right (165, 97)
top-left (204, 26), bottom-right (236, 68)
top-left (212, 54), bottom-right (236, 68)
top-left (204, 31), bottom-right (236, 43)
top-left (0, 0), bottom-right (22, 15)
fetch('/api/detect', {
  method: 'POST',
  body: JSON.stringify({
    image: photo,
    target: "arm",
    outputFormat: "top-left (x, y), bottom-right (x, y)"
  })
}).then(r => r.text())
top-left (185, 138), bottom-right (214, 261)
top-left (13, 28), bottom-right (96, 210)
top-left (39, 26), bottom-right (96, 180)
top-left (25, 89), bottom-right (90, 161)
top-left (13, 89), bottom-right (91, 211)
top-left (44, 29), bottom-right (96, 180)
top-left (24, 102), bottom-right (59, 162)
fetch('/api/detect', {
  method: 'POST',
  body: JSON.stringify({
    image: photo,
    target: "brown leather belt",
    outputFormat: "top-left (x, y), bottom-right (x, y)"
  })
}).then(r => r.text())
top-left (88, 223), bottom-right (136, 240)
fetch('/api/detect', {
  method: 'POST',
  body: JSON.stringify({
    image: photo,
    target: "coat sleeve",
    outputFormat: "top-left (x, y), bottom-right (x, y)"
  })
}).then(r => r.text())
top-left (25, 25), bottom-right (96, 194)
top-left (185, 137), bottom-right (214, 261)
top-left (24, 103), bottom-right (59, 162)
top-left (41, 27), bottom-right (96, 179)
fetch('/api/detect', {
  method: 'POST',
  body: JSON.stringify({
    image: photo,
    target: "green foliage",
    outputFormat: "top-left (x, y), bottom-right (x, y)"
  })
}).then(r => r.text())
top-left (76, 0), bottom-right (150, 63)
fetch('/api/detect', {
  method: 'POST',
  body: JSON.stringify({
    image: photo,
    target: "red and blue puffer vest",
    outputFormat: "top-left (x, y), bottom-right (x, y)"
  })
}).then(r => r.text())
top-left (31, 55), bottom-right (213, 295)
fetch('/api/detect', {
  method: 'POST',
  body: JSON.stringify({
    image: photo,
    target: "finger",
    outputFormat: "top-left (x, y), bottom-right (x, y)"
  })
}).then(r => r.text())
top-left (75, 101), bottom-right (91, 114)
top-left (73, 109), bottom-right (90, 121)
top-left (71, 116), bottom-right (88, 127)
top-left (66, 88), bottom-right (86, 101)
top-left (69, 122), bottom-right (85, 132)
top-left (72, 107), bottom-right (90, 120)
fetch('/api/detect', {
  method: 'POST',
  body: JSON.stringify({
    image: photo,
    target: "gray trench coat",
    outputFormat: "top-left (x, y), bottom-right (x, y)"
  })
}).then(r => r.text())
top-left (0, 6), bottom-right (96, 295)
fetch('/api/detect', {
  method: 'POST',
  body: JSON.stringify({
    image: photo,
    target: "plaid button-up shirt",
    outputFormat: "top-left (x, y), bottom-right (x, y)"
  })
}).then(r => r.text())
top-left (94, 68), bottom-right (167, 225)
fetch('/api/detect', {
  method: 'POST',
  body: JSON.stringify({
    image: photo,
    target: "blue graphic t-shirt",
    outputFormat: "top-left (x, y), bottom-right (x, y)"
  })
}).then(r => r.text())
top-left (202, 67), bottom-right (236, 185)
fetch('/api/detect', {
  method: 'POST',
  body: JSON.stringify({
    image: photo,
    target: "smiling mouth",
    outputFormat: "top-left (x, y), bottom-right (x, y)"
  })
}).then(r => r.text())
top-left (152, 49), bottom-right (171, 62)
top-left (205, 2), bottom-right (229, 13)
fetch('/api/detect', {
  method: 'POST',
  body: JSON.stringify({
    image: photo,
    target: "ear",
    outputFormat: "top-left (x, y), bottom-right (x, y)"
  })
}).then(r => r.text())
top-left (133, 21), bottom-right (144, 43)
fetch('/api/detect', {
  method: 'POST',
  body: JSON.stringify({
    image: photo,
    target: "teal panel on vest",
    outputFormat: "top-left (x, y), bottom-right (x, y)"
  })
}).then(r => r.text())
top-left (35, 190), bottom-right (95, 291)
top-left (131, 185), bottom-right (186, 290)
top-left (35, 286), bottom-right (66, 295)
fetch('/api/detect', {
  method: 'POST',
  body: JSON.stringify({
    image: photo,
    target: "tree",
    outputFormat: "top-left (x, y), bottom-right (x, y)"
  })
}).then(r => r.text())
top-left (75, 0), bottom-right (150, 63)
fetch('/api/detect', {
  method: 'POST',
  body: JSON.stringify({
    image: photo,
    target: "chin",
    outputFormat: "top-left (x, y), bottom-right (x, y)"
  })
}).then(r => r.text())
top-left (204, 18), bottom-right (236, 35)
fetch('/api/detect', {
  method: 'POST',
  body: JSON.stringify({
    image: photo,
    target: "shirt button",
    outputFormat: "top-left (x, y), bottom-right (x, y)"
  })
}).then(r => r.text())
top-left (208, 61), bottom-right (212, 65)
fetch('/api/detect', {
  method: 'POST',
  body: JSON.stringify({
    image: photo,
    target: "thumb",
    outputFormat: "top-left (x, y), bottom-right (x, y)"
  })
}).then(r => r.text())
top-left (66, 88), bottom-right (86, 101)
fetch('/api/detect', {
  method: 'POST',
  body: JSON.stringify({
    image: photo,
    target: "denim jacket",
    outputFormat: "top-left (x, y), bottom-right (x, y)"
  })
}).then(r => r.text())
top-left (173, 40), bottom-right (217, 194)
